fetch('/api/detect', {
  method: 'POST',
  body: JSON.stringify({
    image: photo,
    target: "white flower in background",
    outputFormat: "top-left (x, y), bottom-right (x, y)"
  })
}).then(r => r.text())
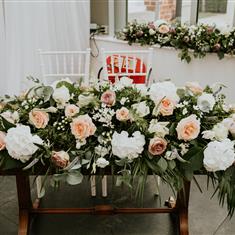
top-left (165, 149), bottom-right (179, 160)
top-left (149, 28), bottom-right (156, 35)
top-left (212, 123), bottom-right (229, 141)
top-left (197, 93), bottom-right (215, 113)
top-left (148, 120), bottom-right (169, 138)
top-left (203, 139), bottom-right (235, 172)
top-left (93, 107), bottom-right (115, 128)
top-left (5, 125), bottom-right (43, 162)
top-left (135, 84), bottom-right (148, 96)
top-left (43, 107), bottom-right (58, 113)
top-left (182, 108), bottom-right (188, 115)
top-left (95, 145), bottom-right (109, 157)
top-left (50, 77), bottom-right (73, 89)
top-left (53, 86), bottom-right (70, 107)
top-left (132, 101), bottom-right (150, 117)
top-left (77, 93), bottom-right (95, 108)
top-left (222, 117), bottom-right (235, 138)
top-left (111, 131), bottom-right (145, 160)
top-left (96, 157), bottom-right (109, 168)
top-left (120, 97), bottom-right (128, 105)
top-left (65, 104), bottom-right (80, 118)
top-left (115, 76), bottom-right (133, 90)
top-left (176, 115), bottom-right (200, 141)
top-left (1, 110), bottom-right (19, 124)
top-left (202, 130), bottom-right (215, 140)
top-left (149, 81), bottom-right (179, 104)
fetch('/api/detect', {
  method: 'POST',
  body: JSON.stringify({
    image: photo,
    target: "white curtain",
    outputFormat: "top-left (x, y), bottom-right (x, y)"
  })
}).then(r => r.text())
top-left (0, 0), bottom-right (90, 96)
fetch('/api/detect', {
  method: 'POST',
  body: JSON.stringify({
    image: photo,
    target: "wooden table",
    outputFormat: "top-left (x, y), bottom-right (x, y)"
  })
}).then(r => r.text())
top-left (0, 170), bottom-right (190, 235)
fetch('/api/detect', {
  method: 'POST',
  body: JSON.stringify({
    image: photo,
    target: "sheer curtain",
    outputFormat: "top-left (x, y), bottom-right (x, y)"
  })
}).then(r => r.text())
top-left (0, 0), bottom-right (90, 96)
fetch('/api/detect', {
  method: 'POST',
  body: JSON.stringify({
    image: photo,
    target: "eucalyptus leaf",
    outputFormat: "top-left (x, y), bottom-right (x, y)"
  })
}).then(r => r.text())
top-left (157, 157), bottom-right (168, 172)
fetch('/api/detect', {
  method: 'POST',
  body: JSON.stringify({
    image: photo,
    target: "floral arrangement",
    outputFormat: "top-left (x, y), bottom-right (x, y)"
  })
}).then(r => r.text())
top-left (117, 20), bottom-right (235, 63)
top-left (0, 77), bottom-right (235, 216)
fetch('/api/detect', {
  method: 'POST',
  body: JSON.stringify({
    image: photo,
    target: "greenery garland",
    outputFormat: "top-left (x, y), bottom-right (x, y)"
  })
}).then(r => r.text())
top-left (117, 20), bottom-right (235, 63)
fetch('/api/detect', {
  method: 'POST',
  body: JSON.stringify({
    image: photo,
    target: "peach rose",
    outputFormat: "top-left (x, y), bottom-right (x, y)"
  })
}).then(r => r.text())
top-left (185, 82), bottom-right (203, 95)
top-left (148, 137), bottom-right (167, 156)
top-left (176, 115), bottom-right (200, 141)
top-left (0, 131), bottom-right (6, 151)
top-left (29, 109), bottom-right (49, 129)
top-left (158, 24), bottom-right (170, 34)
top-left (101, 90), bottom-right (116, 107)
top-left (116, 107), bottom-right (130, 121)
top-left (159, 98), bottom-right (176, 116)
top-left (65, 104), bottom-right (80, 118)
top-left (70, 114), bottom-right (96, 140)
top-left (52, 151), bottom-right (70, 168)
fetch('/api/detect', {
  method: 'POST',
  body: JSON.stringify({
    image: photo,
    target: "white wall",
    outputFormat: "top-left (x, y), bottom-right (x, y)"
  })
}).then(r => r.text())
top-left (91, 36), bottom-right (235, 103)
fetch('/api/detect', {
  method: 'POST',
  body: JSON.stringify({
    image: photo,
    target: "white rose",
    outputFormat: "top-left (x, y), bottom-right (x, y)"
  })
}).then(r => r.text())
top-left (149, 81), bottom-right (179, 104)
top-left (197, 93), bottom-right (215, 113)
top-left (53, 86), bottom-right (70, 107)
top-left (203, 139), bottom-right (235, 172)
top-left (149, 28), bottom-right (156, 35)
top-left (50, 77), bottom-right (73, 89)
top-left (213, 123), bottom-right (228, 141)
top-left (5, 125), bottom-right (43, 162)
top-left (132, 101), bottom-right (150, 117)
top-left (95, 145), bottom-right (109, 157)
top-left (96, 157), bottom-right (109, 168)
top-left (77, 94), bottom-right (95, 108)
top-left (1, 110), bottom-right (19, 124)
top-left (111, 131), bottom-right (145, 160)
top-left (148, 120), bottom-right (169, 138)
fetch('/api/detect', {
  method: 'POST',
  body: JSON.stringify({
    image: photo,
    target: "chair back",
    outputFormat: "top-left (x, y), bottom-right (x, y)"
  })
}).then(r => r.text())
top-left (38, 48), bottom-right (91, 85)
top-left (100, 48), bottom-right (153, 85)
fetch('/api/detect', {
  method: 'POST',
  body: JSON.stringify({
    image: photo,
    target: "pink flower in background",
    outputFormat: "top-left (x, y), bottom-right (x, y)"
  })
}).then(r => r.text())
top-left (158, 24), bottom-right (170, 34)
top-left (148, 137), bottom-right (167, 156)
top-left (186, 82), bottom-right (203, 95)
top-left (29, 109), bottom-right (49, 129)
top-left (116, 107), bottom-right (130, 121)
top-left (65, 104), bottom-right (80, 118)
top-left (101, 90), bottom-right (116, 107)
top-left (52, 151), bottom-right (70, 168)
top-left (159, 98), bottom-right (176, 116)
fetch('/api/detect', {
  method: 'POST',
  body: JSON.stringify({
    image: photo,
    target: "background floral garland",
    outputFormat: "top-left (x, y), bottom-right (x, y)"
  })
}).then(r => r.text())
top-left (118, 20), bottom-right (235, 63)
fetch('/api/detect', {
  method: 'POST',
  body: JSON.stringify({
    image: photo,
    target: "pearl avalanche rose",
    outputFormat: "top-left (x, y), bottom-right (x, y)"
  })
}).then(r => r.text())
top-left (53, 86), bottom-right (70, 107)
top-left (176, 115), bottom-right (200, 141)
top-left (52, 151), bottom-right (70, 168)
top-left (65, 104), bottom-right (80, 118)
top-left (5, 125), bottom-right (43, 162)
top-left (159, 98), bottom-right (176, 116)
top-left (116, 107), bottom-right (130, 121)
top-left (132, 101), bottom-right (150, 117)
top-left (29, 109), bottom-right (49, 129)
top-left (0, 131), bottom-right (6, 150)
top-left (111, 131), bottom-right (145, 160)
top-left (197, 93), bottom-right (215, 113)
top-left (203, 139), bottom-right (235, 172)
top-left (148, 137), bottom-right (167, 156)
top-left (101, 90), bottom-right (116, 107)
top-left (70, 114), bottom-right (96, 140)
top-left (96, 157), bottom-right (109, 168)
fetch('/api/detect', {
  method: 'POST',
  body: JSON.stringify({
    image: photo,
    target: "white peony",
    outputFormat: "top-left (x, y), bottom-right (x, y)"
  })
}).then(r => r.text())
top-left (95, 145), bottom-right (109, 157)
top-left (149, 81), bottom-right (179, 104)
top-left (77, 94), bottom-right (95, 108)
top-left (132, 101), bottom-right (150, 117)
top-left (203, 139), bottom-right (235, 172)
top-left (197, 93), bottom-right (215, 113)
top-left (148, 120), bottom-right (169, 138)
top-left (111, 131), bottom-right (145, 160)
top-left (53, 85), bottom-right (70, 107)
top-left (1, 110), bottom-right (19, 124)
top-left (96, 157), bottom-right (109, 168)
top-left (5, 125), bottom-right (43, 162)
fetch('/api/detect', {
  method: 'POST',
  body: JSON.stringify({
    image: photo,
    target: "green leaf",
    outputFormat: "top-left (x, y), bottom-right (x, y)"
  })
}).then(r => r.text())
top-left (0, 151), bottom-right (24, 170)
top-left (66, 171), bottom-right (83, 185)
top-left (157, 157), bottom-right (168, 172)
top-left (168, 160), bottom-right (176, 170)
top-left (0, 117), bottom-right (15, 130)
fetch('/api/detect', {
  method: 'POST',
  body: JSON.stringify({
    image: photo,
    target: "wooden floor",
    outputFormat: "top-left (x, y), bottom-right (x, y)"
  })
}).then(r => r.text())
top-left (0, 175), bottom-right (234, 235)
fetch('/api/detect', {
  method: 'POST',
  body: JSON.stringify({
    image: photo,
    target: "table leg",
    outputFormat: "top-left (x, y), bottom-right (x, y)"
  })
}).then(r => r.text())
top-left (16, 174), bottom-right (32, 235)
top-left (176, 181), bottom-right (191, 235)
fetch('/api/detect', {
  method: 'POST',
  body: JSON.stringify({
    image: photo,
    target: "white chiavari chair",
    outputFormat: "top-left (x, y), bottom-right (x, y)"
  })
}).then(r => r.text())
top-left (36, 48), bottom-right (94, 199)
